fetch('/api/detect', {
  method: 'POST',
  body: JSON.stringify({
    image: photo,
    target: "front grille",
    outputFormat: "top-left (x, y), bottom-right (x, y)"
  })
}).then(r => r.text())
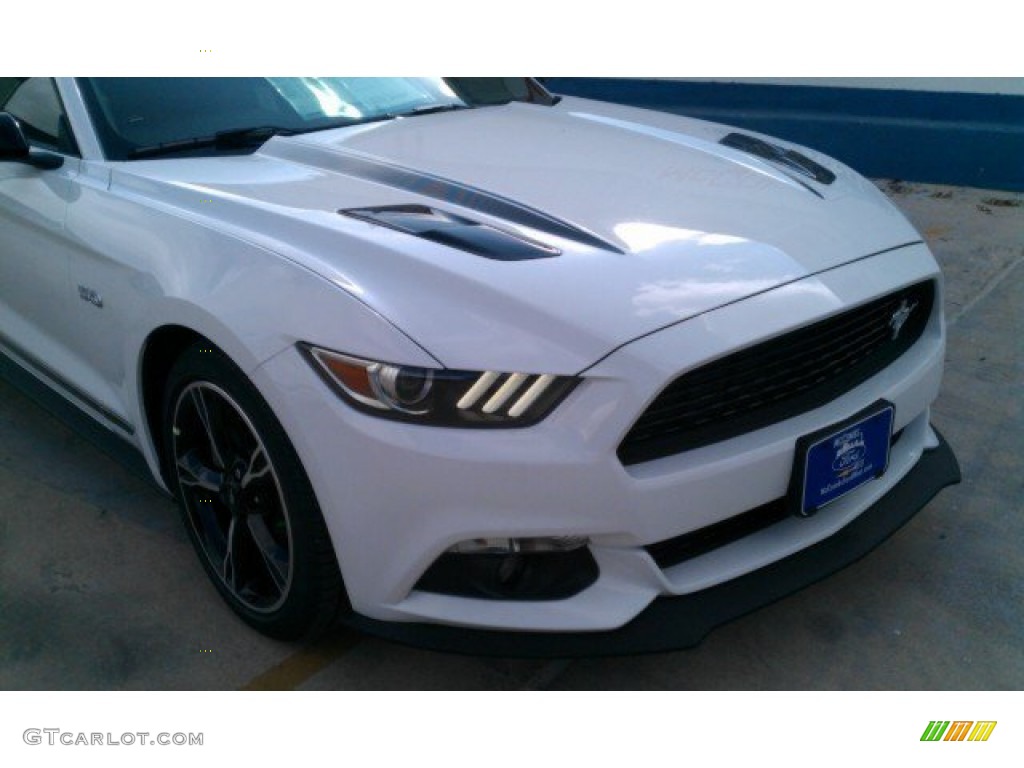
top-left (619, 280), bottom-right (934, 465)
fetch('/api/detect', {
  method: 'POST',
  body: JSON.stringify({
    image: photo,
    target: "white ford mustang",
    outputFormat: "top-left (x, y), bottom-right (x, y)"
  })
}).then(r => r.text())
top-left (0, 77), bottom-right (960, 653)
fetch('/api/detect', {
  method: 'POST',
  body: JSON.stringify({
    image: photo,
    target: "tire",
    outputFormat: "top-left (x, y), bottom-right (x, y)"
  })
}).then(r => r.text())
top-left (162, 341), bottom-right (345, 640)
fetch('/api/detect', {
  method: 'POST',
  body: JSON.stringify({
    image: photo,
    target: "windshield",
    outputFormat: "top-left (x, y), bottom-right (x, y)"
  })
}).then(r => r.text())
top-left (77, 77), bottom-right (558, 161)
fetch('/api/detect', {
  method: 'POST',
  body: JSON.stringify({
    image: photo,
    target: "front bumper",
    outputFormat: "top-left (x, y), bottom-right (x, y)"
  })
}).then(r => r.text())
top-left (344, 428), bottom-right (959, 656)
top-left (251, 242), bottom-right (954, 644)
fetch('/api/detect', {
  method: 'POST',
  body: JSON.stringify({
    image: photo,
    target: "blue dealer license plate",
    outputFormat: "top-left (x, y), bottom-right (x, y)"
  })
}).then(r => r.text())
top-left (791, 402), bottom-right (894, 516)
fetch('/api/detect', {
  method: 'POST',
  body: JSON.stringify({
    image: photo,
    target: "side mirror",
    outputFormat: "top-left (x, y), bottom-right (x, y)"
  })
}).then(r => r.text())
top-left (0, 112), bottom-right (30, 158)
top-left (0, 112), bottom-right (63, 169)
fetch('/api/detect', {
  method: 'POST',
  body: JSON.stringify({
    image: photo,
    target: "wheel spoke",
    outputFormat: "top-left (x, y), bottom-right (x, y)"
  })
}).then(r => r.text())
top-left (222, 516), bottom-right (241, 592)
top-left (191, 386), bottom-right (227, 469)
top-left (246, 515), bottom-right (289, 594)
top-left (241, 444), bottom-right (272, 489)
top-left (176, 450), bottom-right (224, 492)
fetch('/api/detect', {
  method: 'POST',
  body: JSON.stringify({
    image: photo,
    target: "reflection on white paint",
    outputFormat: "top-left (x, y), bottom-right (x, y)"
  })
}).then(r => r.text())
top-left (633, 278), bottom-right (781, 318)
top-left (329, 274), bottom-right (366, 297)
top-left (632, 277), bottom-right (834, 320)
top-left (618, 235), bottom-right (831, 320)
top-left (614, 222), bottom-right (748, 252)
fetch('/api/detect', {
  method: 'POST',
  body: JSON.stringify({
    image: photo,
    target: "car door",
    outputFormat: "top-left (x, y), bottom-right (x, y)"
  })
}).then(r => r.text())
top-left (0, 77), bottom-right (132, 432)
top-left (0, 78), bottom-right (83, 374)
top-left (0, 77), bottom-right (80, 354)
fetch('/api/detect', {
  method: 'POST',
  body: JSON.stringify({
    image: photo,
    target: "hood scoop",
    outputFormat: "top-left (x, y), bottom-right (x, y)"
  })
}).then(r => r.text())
top-left (720, 132), bottom-right (836, 187)
top-left (341, 204), bottom-right (561, 261)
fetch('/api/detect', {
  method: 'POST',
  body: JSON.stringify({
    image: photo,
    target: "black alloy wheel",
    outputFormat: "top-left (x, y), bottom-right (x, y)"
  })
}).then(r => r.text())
top-left (163, 342), bottom-right (344, 639)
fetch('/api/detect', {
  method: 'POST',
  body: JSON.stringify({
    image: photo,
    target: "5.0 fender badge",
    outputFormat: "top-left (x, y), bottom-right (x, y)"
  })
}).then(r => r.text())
top-left (78, 285), bottom-right (104, 309)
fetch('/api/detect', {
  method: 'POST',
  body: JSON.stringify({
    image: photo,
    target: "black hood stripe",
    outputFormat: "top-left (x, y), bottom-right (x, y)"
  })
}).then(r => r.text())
top-left (281, 143), bottom-right (625, 254)
top-left (720, 132), bottom-right (836, 189)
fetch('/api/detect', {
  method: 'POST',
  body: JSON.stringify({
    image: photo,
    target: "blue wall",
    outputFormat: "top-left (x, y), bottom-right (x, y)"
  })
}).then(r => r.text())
top-left (544, 79), bottom-right (1024, 192)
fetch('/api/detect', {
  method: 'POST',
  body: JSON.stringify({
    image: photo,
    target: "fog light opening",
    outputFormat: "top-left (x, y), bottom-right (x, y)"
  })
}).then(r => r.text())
top-left (416, 536), bottom-right (598, 601)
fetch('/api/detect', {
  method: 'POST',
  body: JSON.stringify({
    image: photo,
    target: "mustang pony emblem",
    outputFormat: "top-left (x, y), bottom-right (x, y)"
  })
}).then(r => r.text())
top-left (889, 298), bottom-right (918, 339)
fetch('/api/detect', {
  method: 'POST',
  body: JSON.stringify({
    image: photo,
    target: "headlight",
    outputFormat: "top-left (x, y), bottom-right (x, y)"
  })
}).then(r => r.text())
top-left (300, 344), bottom-right (579, 427)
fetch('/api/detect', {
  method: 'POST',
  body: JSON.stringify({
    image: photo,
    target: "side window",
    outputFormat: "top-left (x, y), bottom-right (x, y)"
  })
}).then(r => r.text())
top-left (1, 77), bottom-right (79, 156)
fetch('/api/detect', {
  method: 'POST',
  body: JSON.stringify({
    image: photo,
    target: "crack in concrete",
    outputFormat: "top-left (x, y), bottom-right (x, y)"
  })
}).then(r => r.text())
top-left (947, 252), bottom-right (1024, 328)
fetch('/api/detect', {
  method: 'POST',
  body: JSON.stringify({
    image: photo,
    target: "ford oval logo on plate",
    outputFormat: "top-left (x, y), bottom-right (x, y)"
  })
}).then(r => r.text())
top-left (789, 401), bottom-right (895, 517)
top-left (831, 431), bottom-right (867, 473)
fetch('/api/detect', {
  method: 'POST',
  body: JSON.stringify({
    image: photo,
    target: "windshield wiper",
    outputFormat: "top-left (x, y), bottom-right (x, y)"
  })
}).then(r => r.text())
top-left (325, 104), bottom-right (471, 128)
top-left (297, 105), bottom-right (471, 134)
top-left (399, 103), bottom-right (472, 117)
top-left (127, 106), bottom-right (474, 158)
top-left (127, 126), bottom-right (295, 160)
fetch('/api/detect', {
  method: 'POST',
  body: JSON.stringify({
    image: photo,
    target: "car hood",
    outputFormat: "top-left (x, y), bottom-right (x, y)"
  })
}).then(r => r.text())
top-left (114, 97), bottom-right (922, 373)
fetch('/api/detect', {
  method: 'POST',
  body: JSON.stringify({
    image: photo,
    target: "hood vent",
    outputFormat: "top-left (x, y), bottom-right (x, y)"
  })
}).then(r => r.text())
top-left (341, 204), bottom-right (561, 261)
top-left (720, 132), bottom-right (836, 186)
top-left (298, 147), bottom-right (624, 254)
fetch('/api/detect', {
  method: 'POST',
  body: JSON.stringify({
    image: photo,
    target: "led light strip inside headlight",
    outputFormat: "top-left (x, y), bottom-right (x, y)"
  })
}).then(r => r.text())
top-left (301, 345), bottom-right (578, 427)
